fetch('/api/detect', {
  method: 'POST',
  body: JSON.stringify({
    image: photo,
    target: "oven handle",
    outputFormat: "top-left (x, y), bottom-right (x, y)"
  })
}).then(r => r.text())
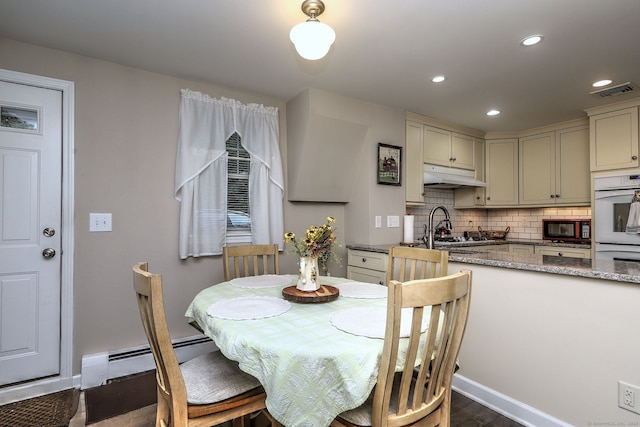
top-left (595, 189), bottom-right (636, 200)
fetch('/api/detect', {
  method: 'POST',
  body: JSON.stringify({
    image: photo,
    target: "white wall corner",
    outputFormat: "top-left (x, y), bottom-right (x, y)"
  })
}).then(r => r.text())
top-left (81, 352), bottom-right (109, 389)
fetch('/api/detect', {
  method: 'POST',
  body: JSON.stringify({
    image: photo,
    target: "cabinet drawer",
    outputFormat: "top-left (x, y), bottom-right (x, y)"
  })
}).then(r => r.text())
top-left (347, 266), bottom-right (387, 285)
top-left (534, 246), bottom-right (590, 258)
top-left (347, 250), bottom-right (389, 272)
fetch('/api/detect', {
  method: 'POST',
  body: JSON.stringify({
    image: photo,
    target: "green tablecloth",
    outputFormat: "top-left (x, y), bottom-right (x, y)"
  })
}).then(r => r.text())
top-left (185, 275), bottom-right (387, 427)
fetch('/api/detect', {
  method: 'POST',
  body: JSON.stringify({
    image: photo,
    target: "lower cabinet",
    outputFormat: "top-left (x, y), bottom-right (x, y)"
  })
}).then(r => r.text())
top-left (347, 250), bottom-right (388, 285)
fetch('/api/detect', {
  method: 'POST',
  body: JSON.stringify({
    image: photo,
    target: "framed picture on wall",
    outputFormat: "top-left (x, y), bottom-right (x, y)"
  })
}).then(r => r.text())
top-left (377, 143), bottom-right (401, 186)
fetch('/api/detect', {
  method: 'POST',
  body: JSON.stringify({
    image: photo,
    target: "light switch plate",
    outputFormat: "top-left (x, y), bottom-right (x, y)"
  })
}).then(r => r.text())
top-left (387, 215), bottom-right (400, 228)
top-left (90, 213), bottom-right (112, 232)
top-left (375, 216), bottom-right (382, 228)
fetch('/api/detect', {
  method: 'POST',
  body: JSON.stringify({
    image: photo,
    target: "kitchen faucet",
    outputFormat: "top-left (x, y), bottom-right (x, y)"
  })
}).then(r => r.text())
top-left (425, 205), bottom-right (452, 249)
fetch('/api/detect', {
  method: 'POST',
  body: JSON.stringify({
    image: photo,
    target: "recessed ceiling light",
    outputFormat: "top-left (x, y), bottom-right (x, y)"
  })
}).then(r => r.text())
top-left (521, 35), bottom-right (543, 46)
top-left (432, 75), bottom-right (446, 83)
top-left (593, 79), bottom-right (613, 87)
top-left (486, 110), bottom-right (501, 116)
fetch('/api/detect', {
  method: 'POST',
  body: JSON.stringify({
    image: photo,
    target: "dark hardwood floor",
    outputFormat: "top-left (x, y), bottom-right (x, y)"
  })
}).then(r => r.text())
top-left (451, 391), bottom-right (525, 426)
top-left (69, 379), bottom-right (526, 426)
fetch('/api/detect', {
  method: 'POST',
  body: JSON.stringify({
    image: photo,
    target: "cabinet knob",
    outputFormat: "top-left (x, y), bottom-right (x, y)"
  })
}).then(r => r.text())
top-left (362, 258), bottom-right (367, 263)
top-left (633, 155), bottom-right (638, 160)
top-left (550, 194), bottom-right (555, 198)
top-left (558, 252), bottom-right (563, 256)
top-left (486, 196), bottom-right (491, 201)
top-left (556, 194), bottom-right (560, 198)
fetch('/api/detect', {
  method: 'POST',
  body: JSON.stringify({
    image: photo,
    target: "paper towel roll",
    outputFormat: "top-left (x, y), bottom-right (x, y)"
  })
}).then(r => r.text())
top-left (403, 215), bottom-right (414, 243)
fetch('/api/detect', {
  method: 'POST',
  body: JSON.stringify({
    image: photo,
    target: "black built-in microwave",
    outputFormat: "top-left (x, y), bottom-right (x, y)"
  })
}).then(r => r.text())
top-left (542, 219), bottom-right (591, 243)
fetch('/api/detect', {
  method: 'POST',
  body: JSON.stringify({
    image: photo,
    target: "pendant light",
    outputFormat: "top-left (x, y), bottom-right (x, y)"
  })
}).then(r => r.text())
top-left (290, 0), bottom-right (336, 60)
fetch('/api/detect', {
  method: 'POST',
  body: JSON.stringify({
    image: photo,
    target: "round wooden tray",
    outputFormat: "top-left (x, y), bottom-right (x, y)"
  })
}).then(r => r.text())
top-left (282, 284), bottom-right (339, 303)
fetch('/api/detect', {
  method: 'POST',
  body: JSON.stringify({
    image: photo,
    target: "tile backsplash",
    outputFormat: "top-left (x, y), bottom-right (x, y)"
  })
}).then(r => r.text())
top-left (406, 188), bottom-right (591, 242)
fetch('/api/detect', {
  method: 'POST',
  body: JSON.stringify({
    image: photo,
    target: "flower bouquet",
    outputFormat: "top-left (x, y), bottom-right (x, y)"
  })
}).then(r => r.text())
top-left (284, 216), bottom-right (339, 291)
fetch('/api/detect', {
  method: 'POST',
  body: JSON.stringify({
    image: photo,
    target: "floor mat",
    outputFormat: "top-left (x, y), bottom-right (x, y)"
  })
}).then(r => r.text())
top-left (0, 388), bottom-right (80, 427)
top-left (84, 371), bottom-right (156, 424)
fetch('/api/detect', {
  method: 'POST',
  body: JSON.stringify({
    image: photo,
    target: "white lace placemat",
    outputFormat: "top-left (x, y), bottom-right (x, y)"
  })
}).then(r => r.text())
top-left (230, 275), bottom-right (291, 289)
top-left (335, 282), bottom-right (387, 299)
top-left (207, 296), bottom-right (291, 320)
top-left (331, 307), bottom-right (427, 339)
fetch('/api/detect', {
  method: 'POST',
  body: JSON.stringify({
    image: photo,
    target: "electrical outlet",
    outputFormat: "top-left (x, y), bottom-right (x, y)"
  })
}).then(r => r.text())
top-left (387, 215), bottom-right (400, 228)
top-left (619, 381), bottom-right (640, 415)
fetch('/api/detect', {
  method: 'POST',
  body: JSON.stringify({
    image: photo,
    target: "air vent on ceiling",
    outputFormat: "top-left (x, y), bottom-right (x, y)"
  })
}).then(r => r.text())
top-left (590, 82), bottom-right (638, 98)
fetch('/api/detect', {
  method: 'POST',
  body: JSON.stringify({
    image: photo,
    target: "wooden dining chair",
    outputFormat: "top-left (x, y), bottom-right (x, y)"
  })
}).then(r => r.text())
top-left (331, 269), bottom-right (472, 427)
top-left (222, 244), bottom-right (280, 281)
top-left (133, 262), bottom-right (267, 427)
top-left (387, 246), bottom-right (449, 284)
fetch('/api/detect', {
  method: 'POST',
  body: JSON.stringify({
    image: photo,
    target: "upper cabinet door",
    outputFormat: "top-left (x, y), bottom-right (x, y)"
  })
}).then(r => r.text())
top-left (423, 126), bottom-right (451, 167)
top-left (519, 132), bottom-right (555, 205)
top-left (590, 106), bottom-right (639, 171)
top-left (450, 132), bottom-right (475, 170)
top-left (405, 121), bottom-right (425, 205)
top-left (556, 125), bottom-right (590, 205)
top-left (485, 138), bottom-right (519, 206)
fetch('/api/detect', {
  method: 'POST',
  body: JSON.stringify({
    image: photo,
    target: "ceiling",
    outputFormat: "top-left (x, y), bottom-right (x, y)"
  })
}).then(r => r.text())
top-left (1, 0), bottom-right (639, 132)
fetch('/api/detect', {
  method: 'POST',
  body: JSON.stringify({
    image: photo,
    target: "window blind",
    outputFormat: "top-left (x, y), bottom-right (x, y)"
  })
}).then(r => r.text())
top-left (226, 133), bottom-right (251, 231)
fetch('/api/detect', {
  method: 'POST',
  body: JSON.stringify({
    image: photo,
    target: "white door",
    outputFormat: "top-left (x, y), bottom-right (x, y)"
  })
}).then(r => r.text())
top-left (0, 80), bottom-right (62, 386)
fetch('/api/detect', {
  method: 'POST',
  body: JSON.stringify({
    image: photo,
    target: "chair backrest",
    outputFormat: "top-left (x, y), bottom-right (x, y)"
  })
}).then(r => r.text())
top-left (133, 262), bottom-right (189, 423)
top-left (387, 246), bottom-right (449, 284)
top-left (372, 269), bottom-right (472, 426)
top-left (222, 244), bottom-right (280, 281)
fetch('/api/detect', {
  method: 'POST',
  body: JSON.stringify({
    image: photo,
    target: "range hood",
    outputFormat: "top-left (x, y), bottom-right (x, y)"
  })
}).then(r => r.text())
top-left (423, 164), bottom-right (486, 188)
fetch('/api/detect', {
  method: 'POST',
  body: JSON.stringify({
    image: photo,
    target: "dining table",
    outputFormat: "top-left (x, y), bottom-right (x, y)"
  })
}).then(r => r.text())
top-left (185, 274), bottom-right (429, 427)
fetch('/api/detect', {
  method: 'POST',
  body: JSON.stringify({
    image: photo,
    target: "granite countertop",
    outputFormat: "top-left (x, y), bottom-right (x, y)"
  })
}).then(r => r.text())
top-left (346, 241), bottom-right (640, 284)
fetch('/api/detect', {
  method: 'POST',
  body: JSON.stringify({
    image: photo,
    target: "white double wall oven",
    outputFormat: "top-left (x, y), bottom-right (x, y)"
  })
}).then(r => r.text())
top-left (594, 172), bottom-right (640, 261)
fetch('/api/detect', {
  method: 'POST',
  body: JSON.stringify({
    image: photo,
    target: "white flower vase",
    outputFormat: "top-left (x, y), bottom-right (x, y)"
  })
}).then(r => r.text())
top-left (296, 256), bottom-right (320, 292)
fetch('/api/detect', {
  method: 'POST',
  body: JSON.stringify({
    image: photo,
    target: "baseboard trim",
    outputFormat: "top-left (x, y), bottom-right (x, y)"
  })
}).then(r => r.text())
top-left (452, 374), bottom-right (572, 427)
top-left (81, 334), bottom-right (217, 389)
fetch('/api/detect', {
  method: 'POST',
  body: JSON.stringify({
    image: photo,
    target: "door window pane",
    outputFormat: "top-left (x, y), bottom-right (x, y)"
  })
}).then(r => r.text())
top-left (1, 106), bottom-right (38, 131)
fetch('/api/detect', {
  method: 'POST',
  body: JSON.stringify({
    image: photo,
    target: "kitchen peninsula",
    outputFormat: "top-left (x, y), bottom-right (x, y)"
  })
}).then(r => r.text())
top-left (346, 242), bottom-right (640, 284)
top-left (345, 243), bottom-right (640, 425)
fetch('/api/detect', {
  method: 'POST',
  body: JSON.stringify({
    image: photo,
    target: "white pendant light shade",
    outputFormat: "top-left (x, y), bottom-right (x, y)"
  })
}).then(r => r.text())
top-left (290, 21), bottom-right (336, 60)
top-left (290, 0), bottom-right (336, 60)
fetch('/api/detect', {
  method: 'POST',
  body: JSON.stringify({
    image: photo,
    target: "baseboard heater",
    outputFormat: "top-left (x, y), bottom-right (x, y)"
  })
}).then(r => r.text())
top-left (81, 334), bottom-right (217, 389)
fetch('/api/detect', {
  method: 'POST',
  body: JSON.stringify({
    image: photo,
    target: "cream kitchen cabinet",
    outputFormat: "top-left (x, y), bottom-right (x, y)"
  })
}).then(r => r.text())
top-left (485, 138), bottom-right (518, 207)
top-left (534, 246), bottom-right (591, 258)
top-left (405, 121), bottom-right (425, 205)
top-left (347, 249), bottom-right (388, 285)
top-left (423, 126), bottom-right (475, 170)
top-left (454, 138), bottom-right (485, 208)
top-left (518, 124), bottom-right (590, 206)
top-left (588, 105), bottom-right (639, 171)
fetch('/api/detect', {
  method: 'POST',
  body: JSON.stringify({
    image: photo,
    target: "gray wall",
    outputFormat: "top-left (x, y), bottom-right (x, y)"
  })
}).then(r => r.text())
top-left (0, 38), bottom-right (406, 372)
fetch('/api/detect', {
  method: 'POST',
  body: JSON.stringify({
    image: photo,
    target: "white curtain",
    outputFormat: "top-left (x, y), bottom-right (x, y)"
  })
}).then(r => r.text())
top-left (175, 89), bottom-right (284, 258)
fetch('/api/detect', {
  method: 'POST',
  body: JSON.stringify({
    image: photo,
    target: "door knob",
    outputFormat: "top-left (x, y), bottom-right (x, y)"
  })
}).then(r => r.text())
top-left (42, 248), bottom-right (56, 259)
top-left (43, 227), bottom-right (56, 237)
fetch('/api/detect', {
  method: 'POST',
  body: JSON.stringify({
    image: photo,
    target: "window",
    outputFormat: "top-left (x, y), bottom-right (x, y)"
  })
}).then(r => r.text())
top-left (226, 133), bottom-right (251, 242)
